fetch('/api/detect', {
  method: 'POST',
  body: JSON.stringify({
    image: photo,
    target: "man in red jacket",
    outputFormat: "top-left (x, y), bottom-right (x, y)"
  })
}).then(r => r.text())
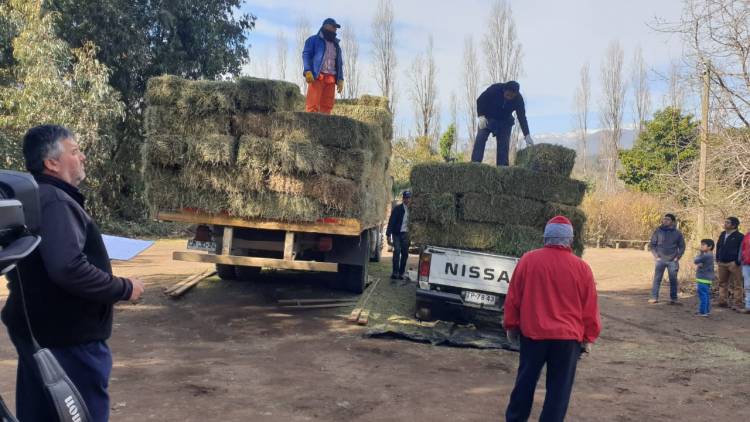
top-left (504, 216), bottom-right (601, 422)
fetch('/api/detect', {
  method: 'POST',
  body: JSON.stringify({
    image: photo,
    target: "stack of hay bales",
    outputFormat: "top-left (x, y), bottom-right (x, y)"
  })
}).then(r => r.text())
top-left (142, 75), bottom-right (392, 227)
top-left (409, 144), bottom-right (587, 257)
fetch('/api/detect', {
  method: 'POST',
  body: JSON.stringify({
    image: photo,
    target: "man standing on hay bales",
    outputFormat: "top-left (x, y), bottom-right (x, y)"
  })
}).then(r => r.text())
top-left (386, 191), bottom-right (411, 281)
top-left (504, 216), bottom-right (600, 422)
top-left (472, 80), bottom-right (534, 166)
top-left (302, 18), bottom-right (344, 114)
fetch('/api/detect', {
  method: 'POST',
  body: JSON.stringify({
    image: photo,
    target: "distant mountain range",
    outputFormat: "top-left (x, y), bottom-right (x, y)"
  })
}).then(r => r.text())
top-left (534, 129), bottom-right (637, 155)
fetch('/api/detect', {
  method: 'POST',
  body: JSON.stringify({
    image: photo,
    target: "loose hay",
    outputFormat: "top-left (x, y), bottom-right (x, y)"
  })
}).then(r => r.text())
top-left (515, 144), bottom-right (577, 177)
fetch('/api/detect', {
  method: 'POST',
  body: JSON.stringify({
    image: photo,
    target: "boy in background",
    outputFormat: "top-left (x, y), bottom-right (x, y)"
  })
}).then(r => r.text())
top-left (694, 239), bottom-right (715, 316)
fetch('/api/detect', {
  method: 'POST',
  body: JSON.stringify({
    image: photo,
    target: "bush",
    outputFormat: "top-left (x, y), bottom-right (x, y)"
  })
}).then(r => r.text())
top-left (581, 190), bottom-right (675, 248)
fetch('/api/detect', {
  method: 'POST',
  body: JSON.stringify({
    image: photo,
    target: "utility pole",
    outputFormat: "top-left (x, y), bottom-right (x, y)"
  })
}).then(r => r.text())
top-left (698, 64), bottom-right (710, 240)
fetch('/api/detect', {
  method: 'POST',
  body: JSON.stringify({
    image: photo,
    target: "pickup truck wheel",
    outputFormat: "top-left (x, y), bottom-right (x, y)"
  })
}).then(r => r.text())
top-left (235, 266), bottom-right (261, 281)
top-left (416, 304), bottom-right (434, 321)
top-left (216, 264), bottom-right (236, 280)
top-left (338, 263), bottom-right (366, 294)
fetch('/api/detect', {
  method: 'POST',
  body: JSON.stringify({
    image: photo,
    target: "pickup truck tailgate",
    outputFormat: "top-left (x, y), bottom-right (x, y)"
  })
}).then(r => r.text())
top-left (422, 246), bottom-right (519, 296)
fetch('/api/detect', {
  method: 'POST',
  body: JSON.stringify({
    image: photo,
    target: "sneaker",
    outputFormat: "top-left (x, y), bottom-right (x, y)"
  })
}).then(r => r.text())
top-left (697, 313), bottom-right (710, 317)
top-left (669, 300), bottom-right (682, 306)
top-left (648, 299), bottom-right (659, 304)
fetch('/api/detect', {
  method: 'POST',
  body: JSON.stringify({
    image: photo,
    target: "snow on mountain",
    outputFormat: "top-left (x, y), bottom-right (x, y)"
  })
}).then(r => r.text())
top-left (534, 129), bottom-right (636, 156)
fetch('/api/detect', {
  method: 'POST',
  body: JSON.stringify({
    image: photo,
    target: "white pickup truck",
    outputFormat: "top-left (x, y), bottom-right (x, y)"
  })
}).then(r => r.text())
top-left (415, 246), bottom-right (519, 321)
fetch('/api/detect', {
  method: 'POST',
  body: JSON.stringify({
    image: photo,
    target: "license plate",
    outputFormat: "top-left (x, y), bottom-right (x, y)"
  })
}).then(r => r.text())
top-left (187, 240), bottom-right (217, 252)
top-left (464, 291), bottom-right (497, 306)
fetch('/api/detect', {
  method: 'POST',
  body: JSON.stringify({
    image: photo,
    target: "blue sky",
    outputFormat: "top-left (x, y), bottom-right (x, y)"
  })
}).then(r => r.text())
top-left (239, 0), bottom-right (690, 139)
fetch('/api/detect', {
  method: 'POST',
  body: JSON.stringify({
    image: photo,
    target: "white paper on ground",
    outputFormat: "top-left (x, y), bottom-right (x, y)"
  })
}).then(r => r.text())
top-left (102, 235), bottom-right (155, 261)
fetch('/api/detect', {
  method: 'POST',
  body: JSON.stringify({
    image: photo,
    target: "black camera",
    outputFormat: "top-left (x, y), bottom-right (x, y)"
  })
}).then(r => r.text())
top-left (0, 170), bottom-right (91, 422)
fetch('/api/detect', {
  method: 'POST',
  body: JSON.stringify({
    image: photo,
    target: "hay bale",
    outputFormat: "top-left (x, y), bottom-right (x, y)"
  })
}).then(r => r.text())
top-left (332, 103), bottom-right (393, 140)
top-left (410, 221), bottom-right (544, 257)
top-left (410, 162), bottom-right (586, 206)
top-left (267, 174), bottom-right (359, 212)
top-left (516, 144), bottom-right (576, 177)
top-left (338, 95), bottom-right (390, 109)
top-left (143, 134), bottom-right (236, 166)
top-left (144, 106), bottom-right (232, 136)
top-left (410, 193), bottom-right (457, 225)
top-left (145, 75), bottom-right (303, 114)
top-left (460, 193), bottom-right (547, 226)
top-left (270, 112), bottom-right (385, 157)
top-left (236, 135), bottom-right (373, 180)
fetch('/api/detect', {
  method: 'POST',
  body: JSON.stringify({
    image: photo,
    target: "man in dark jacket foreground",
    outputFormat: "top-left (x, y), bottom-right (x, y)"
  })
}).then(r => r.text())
top-left (504, 216), bottom-right (601, 422)
top-left (1, 125), bottom-right (145, 421)
top-left (648, 213), bottom-right (686, 304)
top-left (471, 80), bottom-right (534, 166)
top-left (386, 191), bottom-right (411, 280)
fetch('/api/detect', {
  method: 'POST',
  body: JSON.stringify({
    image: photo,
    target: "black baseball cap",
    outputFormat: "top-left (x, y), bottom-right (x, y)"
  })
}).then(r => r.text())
top-left (322, 18), bottom-right (341, 28)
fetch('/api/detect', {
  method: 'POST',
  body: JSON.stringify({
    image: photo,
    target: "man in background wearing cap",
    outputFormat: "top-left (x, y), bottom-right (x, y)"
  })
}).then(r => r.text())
top-left (302, 18), bottom-right (344, 114)
top-left (386, 191), bottom-right (411, 281)
top-left (504, 216), bottom-right (601, 422)
top-left (472, 81), bottom-right (534, 166)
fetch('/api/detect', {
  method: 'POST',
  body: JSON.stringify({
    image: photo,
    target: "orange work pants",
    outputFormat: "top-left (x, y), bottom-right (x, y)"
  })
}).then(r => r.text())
top-left (305, 73), bottom-right (336, 114)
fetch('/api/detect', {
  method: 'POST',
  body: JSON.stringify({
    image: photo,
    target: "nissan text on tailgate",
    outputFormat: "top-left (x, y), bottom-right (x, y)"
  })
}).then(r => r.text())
top-left (415, 246), bottom-right (519, 321)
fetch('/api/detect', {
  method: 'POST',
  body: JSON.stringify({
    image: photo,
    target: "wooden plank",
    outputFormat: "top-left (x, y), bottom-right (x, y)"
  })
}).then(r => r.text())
top-left (156, 210), bottom-right (365, 236)
top-left (283, 231), bottom-right (295, 261)
top-left (163, 269), bottom-right (215, 295)
top-left (173, 251), bottom-right (339, 272)
top-left (357, 309), bottom-right (370, 325)
top-left (279, 302), bottom-right (357, 310)
top-left (348, 307), bottom-right (363, 322)
top-left (221, 227), bottom-right (234, 256)
top-left (278, 298), bottom-right (359, 305)
top-left (167, 270), bottom-right (217, 298)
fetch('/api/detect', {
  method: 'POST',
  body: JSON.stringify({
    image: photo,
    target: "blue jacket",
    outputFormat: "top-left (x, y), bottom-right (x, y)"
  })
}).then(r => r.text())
top-left (302, 30), bottom-right (344, 81)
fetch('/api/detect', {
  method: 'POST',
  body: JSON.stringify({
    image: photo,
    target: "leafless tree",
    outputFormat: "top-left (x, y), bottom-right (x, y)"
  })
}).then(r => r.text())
top-left (340, 22), bottom-right (361, 99)
top-left (663, 61), bottom-right (685, 110)
top-left (372, 0), bottom-right (397, 113)
top-left (449, 91), bottom-right (459, 155)
top-left (631, 46), bottom-right (651, 134)
top-left (599, 40), bottom-right (627, 193)
top-left (276, 31), bottom-right (289, 81)
top-left (482, 0), bottom-right (524, 161)
top-left (574, 62), bottom-right (591, 176)
top-left (482, 0), bottom-right (523, 85)
top-left (462, 36), bottom-right (480, 147)
top-left (409, 36), bottom-right (439, 141)
top-left (656, 0), bottom-right (749, 127)
top-left (294, 17), bottom-right (312, 92)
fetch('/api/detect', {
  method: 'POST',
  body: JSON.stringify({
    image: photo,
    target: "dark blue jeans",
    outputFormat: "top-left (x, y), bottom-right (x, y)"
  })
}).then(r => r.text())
top-left (392, 232), bottom-right (410, 276)
top-left (506, 336), bottom-right (581, 422)
top-left (652, 259), bottom-right (679, 301)
top-left (471, 118), bottom-right (514, 166)
top-left (697, 282), bottom-right (711, 314)
top-left (9, 333), bottom-right (112, 422)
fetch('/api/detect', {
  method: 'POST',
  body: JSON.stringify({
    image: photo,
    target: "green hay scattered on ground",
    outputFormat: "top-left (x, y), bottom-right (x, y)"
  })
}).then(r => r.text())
top-left (410, 221), bottom-right (544, 257)
top-left (410, 162), bottom-right (586, 206)
top-left (410, 193), bottom-right (457, 225)
top-left (515, 144), bottom-right (577, 177)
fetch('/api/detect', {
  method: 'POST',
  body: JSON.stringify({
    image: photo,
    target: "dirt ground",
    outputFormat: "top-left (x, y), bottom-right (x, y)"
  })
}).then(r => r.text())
top-left (1, 240), bottom-right (750, 421)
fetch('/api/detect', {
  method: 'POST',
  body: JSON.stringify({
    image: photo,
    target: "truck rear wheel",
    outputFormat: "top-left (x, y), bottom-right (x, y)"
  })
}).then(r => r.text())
top-left (338, 263), bottom-right (367, 294)
top-left (235, 265), bottom-right (262, 281)
top-left (216, 264), bottom-right (236, 280)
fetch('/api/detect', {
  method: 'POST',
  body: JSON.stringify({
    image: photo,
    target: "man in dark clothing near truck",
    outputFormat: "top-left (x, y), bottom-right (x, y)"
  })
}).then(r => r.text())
top-left (472, 80), bottom-right (534, 166)
top-left (648, 213), bottom-right (686, 304)
top-left (1, 125), bottom-right (145, 421)
top-left (386, 191), bottom-right (411, 280)
top-left (716, 217), bottom-right (745, 309)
